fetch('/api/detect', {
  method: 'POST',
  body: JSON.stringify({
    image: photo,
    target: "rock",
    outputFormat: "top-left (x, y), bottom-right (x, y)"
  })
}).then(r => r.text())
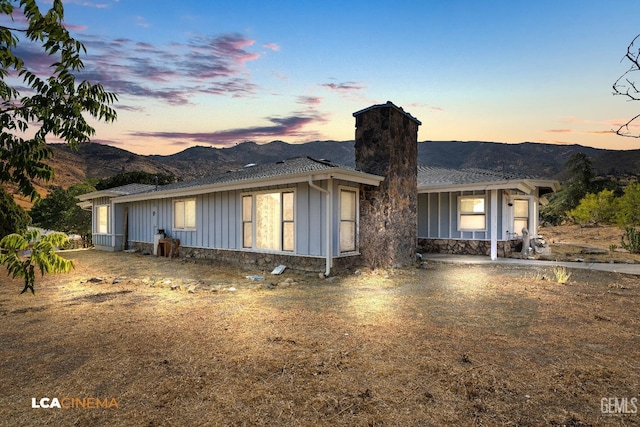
top-left (170, 284), bottom-right (182, 291)
top-left (88, 277), bottom-right (104, 283)
top-left (580, 247), bottom-right (608, 255)
top-left (187, 285), bottom-right (198, 293)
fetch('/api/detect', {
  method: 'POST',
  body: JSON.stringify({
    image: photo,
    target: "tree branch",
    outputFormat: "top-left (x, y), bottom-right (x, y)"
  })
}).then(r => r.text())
top-left (614, 112), bottom-right (640, 138)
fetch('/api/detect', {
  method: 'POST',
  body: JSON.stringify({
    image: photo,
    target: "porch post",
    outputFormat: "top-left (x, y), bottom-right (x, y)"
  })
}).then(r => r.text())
top-left (490, 189), bottom-right (498, 260)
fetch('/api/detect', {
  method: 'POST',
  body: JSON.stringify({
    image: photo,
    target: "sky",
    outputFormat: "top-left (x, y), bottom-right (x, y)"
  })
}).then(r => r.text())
top-left (9, 0), bottom-right (640, 155)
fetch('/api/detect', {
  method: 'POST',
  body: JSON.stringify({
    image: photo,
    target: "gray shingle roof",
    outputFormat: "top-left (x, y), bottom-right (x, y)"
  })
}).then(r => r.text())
top-left (155, 157), bottom-right (357, 192)
top-left (417, 166), bottom-right (537, 187)
top-left (105, 183), bottom-right (157, 195)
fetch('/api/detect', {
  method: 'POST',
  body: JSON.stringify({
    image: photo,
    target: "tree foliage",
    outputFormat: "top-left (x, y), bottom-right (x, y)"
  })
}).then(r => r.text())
top-left (567, 189), bottom-right (617, 225)
top-left (613, 34), bottom-right (640, 137)
top-left (616, 182), bottom-right (640, 227)
top-left (0, 184), bottom-right (30, 237)
top-left (95, 171), bottom-right (177, 191)
top-left (29, 180), bottom-right (94, 245)
top-left (540, 153), bottom-right (597, 225)
top-left (0, 0), bottom-right (117, 201)
top-left (0, 228), bottom-right (73, 294)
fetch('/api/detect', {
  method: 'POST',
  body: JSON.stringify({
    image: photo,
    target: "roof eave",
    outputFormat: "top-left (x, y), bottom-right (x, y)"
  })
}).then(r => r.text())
top-left (418, 179), bottom-right (560, 194)
top-left (77, 190), bottom-right (128, 201)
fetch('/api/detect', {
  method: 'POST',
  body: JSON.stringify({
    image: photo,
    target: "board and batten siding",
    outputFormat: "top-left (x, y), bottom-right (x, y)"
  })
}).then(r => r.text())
top-left (123, 180), bottom-right (357, 257)
top-left (417, 190), bottom-right (504, 241)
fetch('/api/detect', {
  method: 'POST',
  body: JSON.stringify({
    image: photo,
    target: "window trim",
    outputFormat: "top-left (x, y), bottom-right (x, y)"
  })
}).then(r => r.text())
top-left (241, 188), bottom-right (296, 253)
top-left (173, 198), bottom-right (197, 231)
top-left (457, 195), bottom-right (486, 232)
top-left (339, 186), bottom-right (359, 254)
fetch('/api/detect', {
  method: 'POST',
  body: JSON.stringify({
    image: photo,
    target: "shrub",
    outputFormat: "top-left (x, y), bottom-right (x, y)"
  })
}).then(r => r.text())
top-left (567, 189), bottom-right (617, 225)
top-left (552, 265), bottom-right (572, 284)
top-left (621, 227), bottom-right (640, 254)
top-left (616, 182), bottom-right (640, 227)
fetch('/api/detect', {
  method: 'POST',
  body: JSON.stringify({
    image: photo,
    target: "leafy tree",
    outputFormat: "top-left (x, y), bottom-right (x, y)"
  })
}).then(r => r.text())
top-left (95, 171), bottom-right (177, 190)
top-left (0, 0), bottom-right (117, 201)
top-left (616, 182), bottom-right (640, 227)
top-left (30, 181), bottom-right (94, 246)
top-left (540, 153), bottom-right (597, 225)
top-left (0, 228), bottom-right (73, 294)
top-left (613, 34), bottom-right (640, 137)
top-left (567, 189), bottom-right (617, 225)
top-left (0, 185), bottom-right (30, 237)
top-left (564, 153), bottom-right (596, 208)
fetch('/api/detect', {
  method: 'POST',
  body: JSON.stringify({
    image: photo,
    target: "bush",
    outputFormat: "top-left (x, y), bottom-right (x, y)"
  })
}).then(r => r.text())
top-left (567, 189), bottom-right (617, 225)
top-left (621, 227), bottom-right (640, 254)
top-left (616, 182), bottom-right (640, 227)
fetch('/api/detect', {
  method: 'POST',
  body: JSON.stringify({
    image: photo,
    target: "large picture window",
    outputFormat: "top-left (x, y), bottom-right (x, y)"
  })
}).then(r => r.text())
top-left (174, 199), bottom-right (196, 230)
top-left (458, 196), bottom-right (486, 231)
top-left (96, 205), bottom-right (109, 234)
top-left (242, 190), bottom-right (294, 252)
top-left (339, 189), bottom-right (358, 253)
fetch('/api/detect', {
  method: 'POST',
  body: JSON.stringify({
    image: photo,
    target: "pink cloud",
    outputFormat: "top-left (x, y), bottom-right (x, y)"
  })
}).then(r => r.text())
top-left (63, 23), bottom-right (87, 31)
top-left (545, 129), bottom-right (573, 134)
top-left (297, 96), bottom-right (322, 105)
top-left (320, 81), bottom-right (366, 92)
top-left (129, 112), bottom-right (328, 147)
top-left (263, 43), bottom-right (280, 51)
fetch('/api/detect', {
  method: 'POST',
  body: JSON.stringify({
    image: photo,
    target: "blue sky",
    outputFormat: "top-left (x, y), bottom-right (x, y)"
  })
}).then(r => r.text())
top-left (20, 1), bottom-right (640, 154)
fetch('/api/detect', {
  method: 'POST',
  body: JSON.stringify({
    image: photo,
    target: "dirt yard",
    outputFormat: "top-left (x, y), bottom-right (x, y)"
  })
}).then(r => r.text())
top-left (1, 229), bottom-right (639, 426)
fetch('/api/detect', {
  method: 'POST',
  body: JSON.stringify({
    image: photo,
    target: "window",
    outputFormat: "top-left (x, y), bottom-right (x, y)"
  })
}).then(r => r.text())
top-left (513, 199), bottom-right (529, 235)
top-left (340, 189), bottom-right (358, 253)
top-left (174, 199), bottom-right (196, 230)
top-left (281, 192), bottom-right (294, 252)
top-left (243, 190), bottom-right (294, 252)
top-left (458, 196), bottom-right (486, 231)
top-left (96, 205), bottom-right (109, 234)
top-left (242, 195), bottom-right (252, 248)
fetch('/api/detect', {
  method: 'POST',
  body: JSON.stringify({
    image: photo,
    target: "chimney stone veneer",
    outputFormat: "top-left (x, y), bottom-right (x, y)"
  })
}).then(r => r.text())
top-left (353, 101), bottom-right (421, 268)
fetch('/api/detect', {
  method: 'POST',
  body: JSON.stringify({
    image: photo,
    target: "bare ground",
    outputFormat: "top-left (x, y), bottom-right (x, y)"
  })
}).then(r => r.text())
top-left (1, 228), bottom-right (639, 426)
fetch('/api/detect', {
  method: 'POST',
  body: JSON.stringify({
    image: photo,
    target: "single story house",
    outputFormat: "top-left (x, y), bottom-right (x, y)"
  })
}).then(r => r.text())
top-left (78, 102), bottom-right (560, 272)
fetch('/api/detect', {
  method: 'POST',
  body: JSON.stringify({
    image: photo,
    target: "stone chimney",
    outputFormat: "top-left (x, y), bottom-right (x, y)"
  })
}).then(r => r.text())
top-left (353, 101), bottom-right (421, 268)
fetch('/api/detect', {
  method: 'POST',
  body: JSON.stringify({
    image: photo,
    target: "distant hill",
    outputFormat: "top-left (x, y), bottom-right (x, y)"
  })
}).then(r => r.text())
top-left (12, 139), bottom-right (635, 209)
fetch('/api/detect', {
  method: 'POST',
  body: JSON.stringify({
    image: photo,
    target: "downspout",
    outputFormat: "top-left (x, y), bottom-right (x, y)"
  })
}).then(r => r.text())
top-left (308, 176), bottom-right (332, 277)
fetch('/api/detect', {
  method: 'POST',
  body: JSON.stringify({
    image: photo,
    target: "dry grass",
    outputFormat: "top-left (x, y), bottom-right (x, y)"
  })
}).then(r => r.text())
top-left (540, 224), bottom-right (640, 264)
top-left (1, 246), bottom-right (639, 426)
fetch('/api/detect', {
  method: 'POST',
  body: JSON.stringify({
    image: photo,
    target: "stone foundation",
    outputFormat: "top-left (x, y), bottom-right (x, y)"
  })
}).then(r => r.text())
top-left (417, 238), bottom-right (517, 258)
top-left (129, 242), bottom-right (362, 274)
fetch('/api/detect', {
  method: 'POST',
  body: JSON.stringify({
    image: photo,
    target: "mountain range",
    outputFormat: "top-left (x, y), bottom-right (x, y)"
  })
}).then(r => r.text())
top-left (12, 139), bottom-right (639, 208)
